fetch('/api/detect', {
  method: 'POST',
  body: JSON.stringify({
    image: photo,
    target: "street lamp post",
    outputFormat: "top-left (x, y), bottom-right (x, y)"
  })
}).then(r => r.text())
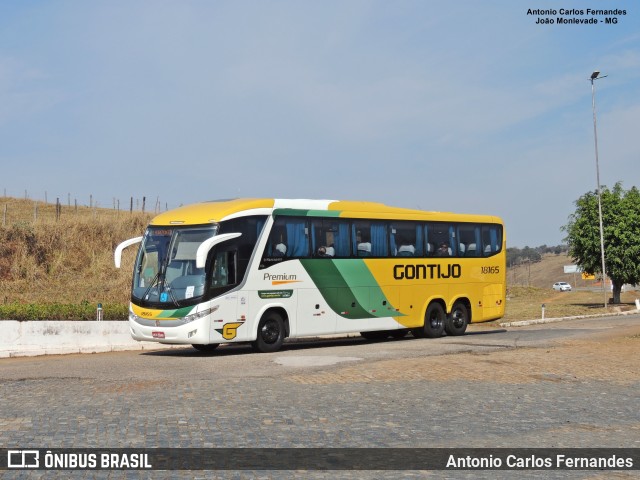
top-left (590, 70), bottom-right (608, 308)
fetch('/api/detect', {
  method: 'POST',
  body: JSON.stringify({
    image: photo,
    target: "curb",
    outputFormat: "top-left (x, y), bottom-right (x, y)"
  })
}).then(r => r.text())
top-left (499, 309), bottom-right (640, 327)
top-left (0, 343), bottom-right (184, 359)
top-left (0, 320), bottom-right (183, 359)
top-left (2, 310), bottom-right (639, 358)
top-left (0, 320), bottom-right (359, 359)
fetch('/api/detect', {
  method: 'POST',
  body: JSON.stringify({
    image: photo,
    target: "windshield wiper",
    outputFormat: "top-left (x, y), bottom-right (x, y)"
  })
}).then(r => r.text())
top-left (142, 271), bottom-right (162, 301)
top-left (167, 285), bottom-right (180, 307)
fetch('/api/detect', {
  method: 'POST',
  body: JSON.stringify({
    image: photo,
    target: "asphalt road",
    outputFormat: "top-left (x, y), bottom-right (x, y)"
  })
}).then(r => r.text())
top-left (1, 314), bottom-right (639, 479)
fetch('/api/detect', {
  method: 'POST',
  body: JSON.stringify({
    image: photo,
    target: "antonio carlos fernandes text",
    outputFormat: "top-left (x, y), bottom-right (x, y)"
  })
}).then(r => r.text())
top-left (446, 454), bottom-right (633, 469)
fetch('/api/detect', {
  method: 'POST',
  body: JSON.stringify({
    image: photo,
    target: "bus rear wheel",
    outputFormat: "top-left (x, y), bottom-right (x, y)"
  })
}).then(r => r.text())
top-left (446, 301), bottom-right (469, 336)
top-left (252, 312), bottom-right (285, 353)
top-left (413, 302), bottom-right (446, 338)
top-left (192, 343), bottom-right (219, 353)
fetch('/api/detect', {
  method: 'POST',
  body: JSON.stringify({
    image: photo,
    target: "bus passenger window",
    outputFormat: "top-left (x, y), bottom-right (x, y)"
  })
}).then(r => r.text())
top-left (482, 225), bottom-right (502, 256)
top-left (354, 224), bottom-right (372, 256)
top-left (397, 235), bottom-right (415, 256)
top-left (427, 223), bottom-right (453, 257)
top-left (458, 224), bottom-right (481, 257)
top-left (353, 221), bottom-right (388, 257)
top-left (394, 222), bottom-right (419, 257)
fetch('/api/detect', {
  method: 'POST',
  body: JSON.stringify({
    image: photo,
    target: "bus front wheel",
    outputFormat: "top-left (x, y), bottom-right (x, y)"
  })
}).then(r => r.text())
top-left (446, 301), bottom-right (469, 336)
top-left (252, 312), bottom-right (285, 353)
top-left (413, 303), bottom-right (446, 338)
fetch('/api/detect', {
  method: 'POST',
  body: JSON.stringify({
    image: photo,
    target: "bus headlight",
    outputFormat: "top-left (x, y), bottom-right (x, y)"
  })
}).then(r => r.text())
top-left (182, 305), bottom-right (219, 325)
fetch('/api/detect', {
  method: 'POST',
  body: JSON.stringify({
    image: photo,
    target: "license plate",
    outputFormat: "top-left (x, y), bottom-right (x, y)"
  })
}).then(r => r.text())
top-left (152, 331), bottom-right (165, 339)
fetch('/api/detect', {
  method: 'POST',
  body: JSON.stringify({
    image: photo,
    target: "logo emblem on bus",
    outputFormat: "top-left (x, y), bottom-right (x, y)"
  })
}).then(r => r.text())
top-left (216, 321), bottom-right (245, 340)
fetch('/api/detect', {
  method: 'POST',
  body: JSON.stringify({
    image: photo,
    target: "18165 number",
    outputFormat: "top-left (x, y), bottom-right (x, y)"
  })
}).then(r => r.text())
top-left (480, 266), bottom-right (500, 274)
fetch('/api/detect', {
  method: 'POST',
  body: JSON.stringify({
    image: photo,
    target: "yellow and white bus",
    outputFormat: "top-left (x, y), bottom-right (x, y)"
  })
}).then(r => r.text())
top-left (115, 199), bottom-right (505, 353)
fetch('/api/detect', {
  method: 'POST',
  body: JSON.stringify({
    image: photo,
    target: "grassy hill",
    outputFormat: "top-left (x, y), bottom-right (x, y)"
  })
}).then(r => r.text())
top-left (0, 196), bottom-right (151, 319)
top-left (0, 196), bottom-right (636, 320)
top-left (506, 253), bottom-right (639, 320)
top-left (508, 252), bottom-right (593, 290)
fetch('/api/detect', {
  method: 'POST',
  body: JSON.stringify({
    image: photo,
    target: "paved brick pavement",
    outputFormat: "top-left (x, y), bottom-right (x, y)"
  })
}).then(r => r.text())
top-left (1, 315), bottom-right (639, 479)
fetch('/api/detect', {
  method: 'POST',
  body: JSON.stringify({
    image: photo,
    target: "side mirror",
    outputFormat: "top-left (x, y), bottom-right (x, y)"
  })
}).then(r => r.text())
top-left (196, 232), bottom-right (242, 268)
top-left (114, 237), bottom-right (143, 268)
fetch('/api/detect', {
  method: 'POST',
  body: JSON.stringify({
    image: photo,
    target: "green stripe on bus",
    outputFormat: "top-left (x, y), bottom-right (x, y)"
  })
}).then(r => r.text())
top-left (300, 259), bottom-right (398, 319)
top-left (307, 210), bottom-right (340, 217)
top-left (158, 306), bottom-right (193, 318)
top-left (273, 209), bottom-right (341, 217)
top-left (333, 260), bottom-right (401, 318)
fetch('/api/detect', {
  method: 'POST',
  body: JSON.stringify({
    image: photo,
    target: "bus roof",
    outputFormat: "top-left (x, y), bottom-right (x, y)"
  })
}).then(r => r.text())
top-left (149, 198), bottom-right (503, 226)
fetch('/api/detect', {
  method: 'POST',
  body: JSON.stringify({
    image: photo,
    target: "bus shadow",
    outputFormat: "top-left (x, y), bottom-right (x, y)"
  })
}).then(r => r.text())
top-left (140, 329), bottom-right (509, 357)
top-left (141, 336), bottom-right (370, 357)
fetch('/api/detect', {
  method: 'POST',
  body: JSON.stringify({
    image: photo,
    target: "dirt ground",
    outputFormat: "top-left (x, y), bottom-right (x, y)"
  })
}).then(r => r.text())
top-left (287, 321), bottom-right (640, 386)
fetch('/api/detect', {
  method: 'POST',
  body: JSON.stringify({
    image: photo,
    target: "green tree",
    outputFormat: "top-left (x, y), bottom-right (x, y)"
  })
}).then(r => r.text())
top-left (563, 182), bottom-right (640, 304)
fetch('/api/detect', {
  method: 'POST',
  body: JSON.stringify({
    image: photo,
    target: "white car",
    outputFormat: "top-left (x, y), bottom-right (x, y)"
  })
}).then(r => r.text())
top-left (553, 282), bottom-right (572, 292)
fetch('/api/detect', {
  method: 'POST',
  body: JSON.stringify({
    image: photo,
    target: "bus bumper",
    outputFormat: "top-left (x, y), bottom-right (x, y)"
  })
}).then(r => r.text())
top-left (128, 317), bottom-right (211, 345)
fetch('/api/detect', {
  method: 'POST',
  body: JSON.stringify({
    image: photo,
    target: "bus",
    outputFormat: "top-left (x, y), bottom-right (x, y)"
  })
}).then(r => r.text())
top-left (114, 198), bottom-right (505, 353)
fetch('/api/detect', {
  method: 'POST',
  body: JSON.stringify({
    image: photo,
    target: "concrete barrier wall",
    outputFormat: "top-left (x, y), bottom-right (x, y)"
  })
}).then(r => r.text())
top-left (0, 320), bottom-right (180, 358)
top-left (3, 305), bottom-right (639, 358)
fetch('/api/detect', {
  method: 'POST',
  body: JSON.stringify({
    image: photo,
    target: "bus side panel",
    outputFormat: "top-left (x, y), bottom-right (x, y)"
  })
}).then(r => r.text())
top-left (398, 282), bottom-right (456, 329)
top-left (477, 283), bottom-right (505, 322)
top-left (242, 296), bottom-right (297, 341)
top-left (334, 286), bottom-right (400, 334)
top-left (206, 294), bottom-right (240, 343)
top-left (373, 285), bottom-right (402, 327)
top-left (296, 288), bottom-right (337, 336)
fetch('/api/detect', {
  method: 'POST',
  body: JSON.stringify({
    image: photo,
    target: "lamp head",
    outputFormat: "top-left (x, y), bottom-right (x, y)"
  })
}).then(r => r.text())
top-left (591, 71), bottom-right (600, 79)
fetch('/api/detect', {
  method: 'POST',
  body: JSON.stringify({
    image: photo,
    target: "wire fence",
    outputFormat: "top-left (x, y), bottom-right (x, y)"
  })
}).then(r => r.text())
top-left (1, 193), bottom-right (165, 227)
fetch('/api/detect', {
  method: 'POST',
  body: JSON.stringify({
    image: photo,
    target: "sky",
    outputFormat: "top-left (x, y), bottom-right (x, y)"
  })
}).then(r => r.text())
top-left (1, 1), bottom-right (638, 248)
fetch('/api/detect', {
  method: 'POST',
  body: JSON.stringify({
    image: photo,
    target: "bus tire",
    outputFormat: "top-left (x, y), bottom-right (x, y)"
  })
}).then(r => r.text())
top-left (446, 301), bottom-right (469, 336)
top-left (192, 343), bottom-right (219, 353)
top-left (423, 302), bottom-right (446, 338)
top-left (252, 312), bottom-right (285, 353)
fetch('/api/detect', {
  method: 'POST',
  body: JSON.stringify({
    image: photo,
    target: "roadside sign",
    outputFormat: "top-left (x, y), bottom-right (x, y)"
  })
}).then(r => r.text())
top-left (564, 265), bottom-right (582, 274)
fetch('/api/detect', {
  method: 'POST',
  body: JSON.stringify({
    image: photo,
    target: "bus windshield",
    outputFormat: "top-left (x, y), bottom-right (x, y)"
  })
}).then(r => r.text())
top-left (132, 225), bottom-right (218, 306)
